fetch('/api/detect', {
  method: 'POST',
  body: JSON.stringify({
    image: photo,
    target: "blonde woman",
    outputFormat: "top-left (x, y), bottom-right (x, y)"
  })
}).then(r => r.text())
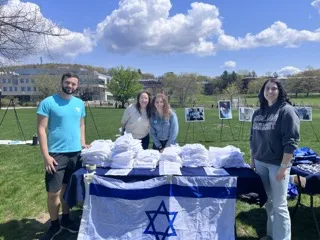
top-left (150, 93), bottom-right (179, 152)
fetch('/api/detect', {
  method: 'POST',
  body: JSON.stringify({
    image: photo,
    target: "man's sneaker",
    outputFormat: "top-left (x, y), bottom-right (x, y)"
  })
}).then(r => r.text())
top-left (40, 225), bottom-right (61, 240)
top-left (61, 218), bottom-right (79, 233)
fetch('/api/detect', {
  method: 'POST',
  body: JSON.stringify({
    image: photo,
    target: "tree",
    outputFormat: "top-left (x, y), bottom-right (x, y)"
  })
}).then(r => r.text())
top-left (107, 66), bottom-right (143, 107)
top-left (251, 71), bottom-right (257, 78)
top-left (285, 78), bottom-right (303, 98)
top-left (162, 73), bottom-right (201, 106)
top-left (0, 0), bottom-right (65, 64)
top-left (247, 78), bottom-right (265, 95)
top-left (34, 75), bottom-right (60, 98)
top-left (223, 83), bottom-right (240, 102)
top-left (78, 84), bottom-right (101, 101)
top-left (141, 73), bottom-right (155, 79)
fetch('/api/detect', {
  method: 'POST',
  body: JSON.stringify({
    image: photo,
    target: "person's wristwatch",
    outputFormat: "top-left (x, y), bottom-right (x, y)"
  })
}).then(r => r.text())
top-left (280, 163), bottom-right (292, 168)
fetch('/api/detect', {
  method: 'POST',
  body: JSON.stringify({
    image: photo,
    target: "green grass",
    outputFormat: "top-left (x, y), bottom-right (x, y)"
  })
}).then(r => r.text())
top-left (0, 106), bottom-right (320, 239)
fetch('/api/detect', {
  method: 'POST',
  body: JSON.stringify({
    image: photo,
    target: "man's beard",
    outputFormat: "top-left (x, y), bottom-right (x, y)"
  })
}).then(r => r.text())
top-left (62, 86), bottom-right (76, 95)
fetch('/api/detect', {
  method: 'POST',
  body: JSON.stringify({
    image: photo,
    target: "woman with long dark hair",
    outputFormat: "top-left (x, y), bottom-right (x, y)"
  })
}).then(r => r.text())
top-left (150, 93), bottom-right (179, 152)
top-left (250, 78), bottom-right (300, 240)
top-left (121, 91), bottom-right (152, 149)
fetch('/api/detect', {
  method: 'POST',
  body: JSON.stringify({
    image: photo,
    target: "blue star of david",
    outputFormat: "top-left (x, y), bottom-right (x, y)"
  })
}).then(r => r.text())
top-left (144, 200), bottom-right (178, 240)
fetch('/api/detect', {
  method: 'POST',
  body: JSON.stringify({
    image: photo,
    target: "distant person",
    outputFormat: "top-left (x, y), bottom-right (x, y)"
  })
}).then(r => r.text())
top-left (121, 91), bottom-right (152, 149)
top-left (37, 72), bottom-right (90, 240)
top-left (250, 78), bottom-right (300, 240)
top-left (150, 93), bottom-right (179, 152)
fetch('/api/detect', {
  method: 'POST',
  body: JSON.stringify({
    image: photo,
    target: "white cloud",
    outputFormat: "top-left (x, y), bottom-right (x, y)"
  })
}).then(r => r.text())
top-left (2, 0), bottom-right (94, 60)
top-left (277, 66), bottom-right (301, 77)
top-left (222, 61), bottom-right (236, 68)
top-left (4, 0), bottom-right (320, 59)
top-left (95, 1), bottom-right (320, 55)
top-left (217, 21), bottom-right (320, 50)
top-left (311, 0), bottom-right (320, 14)
top-left (96, 0), bottom-right (222, 55)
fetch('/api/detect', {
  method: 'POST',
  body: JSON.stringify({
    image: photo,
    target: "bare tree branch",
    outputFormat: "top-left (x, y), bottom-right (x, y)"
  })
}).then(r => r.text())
top-left (0, 0), bottom-right (68, 64)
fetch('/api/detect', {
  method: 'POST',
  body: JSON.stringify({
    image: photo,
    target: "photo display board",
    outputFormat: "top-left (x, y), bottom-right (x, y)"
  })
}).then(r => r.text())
top-left (239, 107), bottom-right (255, 122)
top-left (295, 107), bottom-right (312, 121)
top-left (185, 107), bottom-right (205, 122)
top-left (218, 100), bottom-right (232, 119)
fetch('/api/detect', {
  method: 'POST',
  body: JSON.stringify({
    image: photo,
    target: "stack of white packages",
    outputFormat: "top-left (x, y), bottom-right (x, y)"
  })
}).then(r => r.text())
top-left (110, 133), bottom-right (143, 169)
top-left (208, 145), bottom-right (249, 168)
top-left (134, 150), bottom-right (160, 168)
top-left (181, 144), bottom-right (209, 167)
top-left (81, 140), bottom-right (113, 167)
top-left (159, 145), bottom-right (182, 167)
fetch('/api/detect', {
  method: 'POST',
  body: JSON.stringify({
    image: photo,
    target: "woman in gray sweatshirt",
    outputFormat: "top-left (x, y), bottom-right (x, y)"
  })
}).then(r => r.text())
top-left (250, 78), bottom-right (300, 240)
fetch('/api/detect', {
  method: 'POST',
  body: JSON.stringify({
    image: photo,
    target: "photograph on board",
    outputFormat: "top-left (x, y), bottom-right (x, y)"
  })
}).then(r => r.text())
top-left (218, 100), bottom-right (232, 119)
top-left (295, 107), bottom-right (312, 121)
top-left (239, 107), bottom-right (255, 122)
top-left (185, 107), bottom-right (205, 122)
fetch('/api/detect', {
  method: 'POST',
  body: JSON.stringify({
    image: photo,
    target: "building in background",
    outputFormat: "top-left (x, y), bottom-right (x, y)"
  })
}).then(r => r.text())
top-left (0, 65), bottom-right (112, 104)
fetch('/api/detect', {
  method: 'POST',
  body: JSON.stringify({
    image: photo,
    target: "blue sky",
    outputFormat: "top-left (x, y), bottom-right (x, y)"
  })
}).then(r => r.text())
top-left (7, 0), bottom-right (320, 77)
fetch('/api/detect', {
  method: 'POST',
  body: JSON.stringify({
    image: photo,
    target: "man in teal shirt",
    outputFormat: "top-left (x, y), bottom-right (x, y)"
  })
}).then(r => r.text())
top-left (37, 72), bottom-right (89, 240)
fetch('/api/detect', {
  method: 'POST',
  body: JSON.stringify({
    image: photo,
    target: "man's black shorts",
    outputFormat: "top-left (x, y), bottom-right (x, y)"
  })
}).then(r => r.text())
top-left (45, 151), bottom-right (81, 193)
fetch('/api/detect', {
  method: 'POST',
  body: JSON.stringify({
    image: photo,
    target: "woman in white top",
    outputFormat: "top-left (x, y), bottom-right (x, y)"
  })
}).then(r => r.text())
top-left (121, 91), bottom-right (152, 149)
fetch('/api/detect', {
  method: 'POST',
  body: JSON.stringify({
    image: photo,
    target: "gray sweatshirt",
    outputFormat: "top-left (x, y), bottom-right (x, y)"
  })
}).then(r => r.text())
top-left (250, 101), bottom-right (300, 166)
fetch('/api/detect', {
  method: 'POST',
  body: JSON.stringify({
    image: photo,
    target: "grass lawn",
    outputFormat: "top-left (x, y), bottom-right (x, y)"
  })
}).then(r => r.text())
top-left (0, 106), bottom-right (320, 240)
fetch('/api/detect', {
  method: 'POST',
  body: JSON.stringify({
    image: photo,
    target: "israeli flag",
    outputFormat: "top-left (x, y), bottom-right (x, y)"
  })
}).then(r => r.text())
top-left (78, 175), bottom-right (237, 240)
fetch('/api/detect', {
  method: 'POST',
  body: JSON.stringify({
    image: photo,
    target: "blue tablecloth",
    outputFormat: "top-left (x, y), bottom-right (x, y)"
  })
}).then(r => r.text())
top-left (291, 166), bottom-right (320, 195)
top-left (64, 167), bottom-right (267, 208)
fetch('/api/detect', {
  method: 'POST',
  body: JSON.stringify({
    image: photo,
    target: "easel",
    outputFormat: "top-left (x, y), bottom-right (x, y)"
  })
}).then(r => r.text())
top-left (85, 101), bottom-right (101, 139)
top-left (309, 122), bottom-right (320, 142)
top-left (183, 122), bottom-right (207, 143)
top-left (219, 119), bottom-right (235, 141)
top-left (0, 99), bottom-right (26, 141)
top-left (238, 121), bottom-right (250, 141)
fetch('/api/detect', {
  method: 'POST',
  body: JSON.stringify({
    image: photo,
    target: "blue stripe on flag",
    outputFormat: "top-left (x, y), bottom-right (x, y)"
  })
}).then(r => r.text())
top-left (89, 183), bottom-right (236, 200)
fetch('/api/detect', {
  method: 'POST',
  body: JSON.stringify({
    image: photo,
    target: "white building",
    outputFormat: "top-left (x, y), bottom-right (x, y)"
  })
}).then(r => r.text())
top-left (0, 65), bottom-right (113, 103)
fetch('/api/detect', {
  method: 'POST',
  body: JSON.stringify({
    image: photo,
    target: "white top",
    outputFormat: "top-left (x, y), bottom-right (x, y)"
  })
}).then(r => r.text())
top-left (121, 104), bottom-right (149, 139)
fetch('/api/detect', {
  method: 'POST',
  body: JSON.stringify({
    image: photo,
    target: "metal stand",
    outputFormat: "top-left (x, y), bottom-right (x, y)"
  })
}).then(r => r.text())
top-left (238, 121), bottom-right (244, 140)
top-left (238, 121), bottom-right (251, 141)
top-left (291, 176), bottom-right (320, 239)
top-left (0, 99), bottom-right (26, 141)
top-left (219, 119), bottom-right (235, 141)
top-left (85, 101), bottom-right (101, 139)
top-left (309, 122), bottom-right (320, 142)
top-left (183, 122), bottom-right (206, 143)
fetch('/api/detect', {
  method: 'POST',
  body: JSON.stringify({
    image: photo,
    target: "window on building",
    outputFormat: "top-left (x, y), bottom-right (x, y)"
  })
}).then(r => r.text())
top-left (3, 87), bottom-right (7, 91)
top-left (26, 79), bottom-right (29, 83)
top-left (21, 86), bottom-right (25, 91)
top-left (9, 87), bottom-right (13, 91)
top-left (12, 79), bottom-right (18, 85)
top-left (2, 79), bottom-right (6, 83)
top-left (33, 87), bottom-right (37, 91)
top-left (14, 87), bottom-right (18, 91)
top-left (27, 87), bottom-right (31, 92)
top-left (20, 79), bottom-right (24, 83)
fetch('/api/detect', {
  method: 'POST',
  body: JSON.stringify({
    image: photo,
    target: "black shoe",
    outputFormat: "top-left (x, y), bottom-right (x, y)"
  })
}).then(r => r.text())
top-left (61, 218), bottom-right (79, 233)
top-left (40, 225), bottom-right (61, 240)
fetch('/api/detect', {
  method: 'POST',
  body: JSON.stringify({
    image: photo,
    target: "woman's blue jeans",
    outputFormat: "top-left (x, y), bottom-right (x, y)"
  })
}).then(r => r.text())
top-left (255, 160), bottom-right (291, 240)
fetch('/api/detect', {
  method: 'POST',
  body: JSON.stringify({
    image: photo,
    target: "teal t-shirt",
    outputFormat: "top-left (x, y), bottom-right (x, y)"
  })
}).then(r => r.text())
top-left (37, 94), bottom-right (86, 153)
